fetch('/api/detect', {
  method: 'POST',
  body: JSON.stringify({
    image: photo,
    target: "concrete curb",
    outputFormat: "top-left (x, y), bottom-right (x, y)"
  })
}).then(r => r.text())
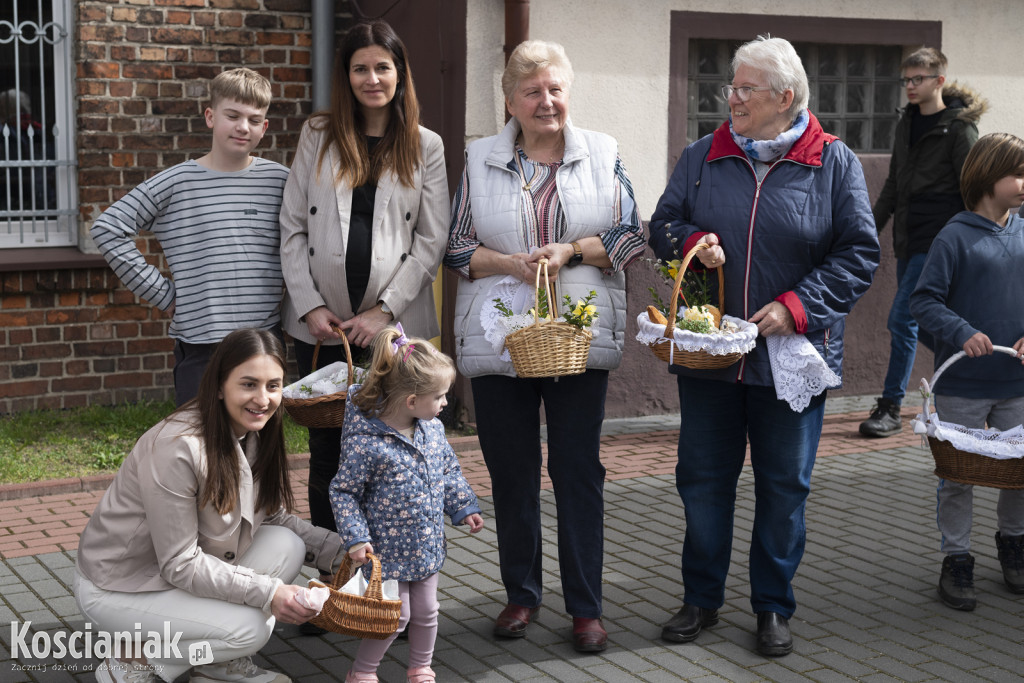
top-left (0, 435), bottom-right (485, 502)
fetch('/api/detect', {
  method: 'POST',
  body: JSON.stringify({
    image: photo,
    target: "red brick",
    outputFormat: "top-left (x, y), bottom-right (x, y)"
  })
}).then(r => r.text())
top-left (66, 360), bottom-right (90, 375)
top-left (0, 310), bottom-right (44, 326)
top-left (105, 372), bottom-right (153, 389)
top-left (167, 11), bottom-right (192, 24)
top-left (152, 27), bottom-right (204, 44)
top-left (110, 7), bottom-right (138, 22)
top-left (219, 11), bottom-right (244, 27)
top-left (0, 380), bottom-right (49, 398)
top-left (209, 0), bottom-right (260, 8)
top-left (52, 376), bottom-right (103, 392)
top-left (36, 327), bottom-right (61, 343)
top-left (73, 341), bottom-right (126, 357)
top-left (127, 338), bottom-right (174, 354)
top-left (22, 344), bottom-right (72, 360)
top-left (81, 5), bottom-right (109, 21)
top-left (80, 25), bottom-right (125, 42)
top-left (117, 356), bottom-right (141, 371)
top-left (110, 45), bottom-right (137, 61)
top-left (122, 63), bottom-right (174, 80)
top-left (2, 294), bottom-right (27, 309)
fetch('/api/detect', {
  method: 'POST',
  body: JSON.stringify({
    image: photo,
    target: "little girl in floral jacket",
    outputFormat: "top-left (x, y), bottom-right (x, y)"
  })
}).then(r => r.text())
top-left (329, 324), bottom-right (484, 683)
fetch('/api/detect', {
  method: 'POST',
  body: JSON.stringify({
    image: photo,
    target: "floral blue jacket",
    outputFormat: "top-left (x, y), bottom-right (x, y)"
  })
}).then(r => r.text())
top-left (328, 385), bottom-right (481, 582)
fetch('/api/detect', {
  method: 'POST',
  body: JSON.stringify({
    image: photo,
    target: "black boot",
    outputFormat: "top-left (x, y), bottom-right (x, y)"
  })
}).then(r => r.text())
top-left (859, 397), bottom-right (902, 437)
top-left (755, 612), bottom-right (793, 656)
top-left (938, 553), bottom-right (976, 611)
top-left (995, 532), bottom-right (1024, 594)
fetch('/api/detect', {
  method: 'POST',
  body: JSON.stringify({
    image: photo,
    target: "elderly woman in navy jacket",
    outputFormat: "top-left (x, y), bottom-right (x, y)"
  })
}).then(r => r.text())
top-left (649, 35), bottom-right (878, 656)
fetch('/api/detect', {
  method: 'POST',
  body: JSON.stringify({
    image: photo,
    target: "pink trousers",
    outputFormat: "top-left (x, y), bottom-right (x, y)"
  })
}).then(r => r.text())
top-left (352, 572), bottom-right (439, 673)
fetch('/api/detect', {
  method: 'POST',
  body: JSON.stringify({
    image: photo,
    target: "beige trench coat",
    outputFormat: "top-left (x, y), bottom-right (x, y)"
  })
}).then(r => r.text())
top-left (279, 120), bottom-right (449, 344)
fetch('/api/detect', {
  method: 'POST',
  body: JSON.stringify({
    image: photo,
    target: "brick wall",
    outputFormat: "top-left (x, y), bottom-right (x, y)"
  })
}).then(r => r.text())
top-left (0, 0), bottom-right (352, 414)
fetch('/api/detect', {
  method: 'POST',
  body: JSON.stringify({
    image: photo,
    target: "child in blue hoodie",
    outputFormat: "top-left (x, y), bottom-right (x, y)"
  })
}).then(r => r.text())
top-left (329, 324), bottom-right (484, 683)
top-left (910, 132), bottom-right (1024, 612)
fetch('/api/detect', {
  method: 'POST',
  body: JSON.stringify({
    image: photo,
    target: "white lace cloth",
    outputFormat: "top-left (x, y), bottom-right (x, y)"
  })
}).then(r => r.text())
top-left (911, 414), bottom-right (1024, 460)
top-left (908, 347), bottom-right (1024, 459)
top-left (283, 362), bottom-right (366, 399)
top-left (766, 334), bottom-right (841, 412)
top-left (635, 311), bottom-right (757, 356)
top-left (482, 276), bottom-right (597, 361)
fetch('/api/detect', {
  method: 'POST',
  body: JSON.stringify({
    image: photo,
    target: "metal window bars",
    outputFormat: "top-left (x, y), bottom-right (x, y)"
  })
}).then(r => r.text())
top-left (1, 0), bottom-right (78, 248)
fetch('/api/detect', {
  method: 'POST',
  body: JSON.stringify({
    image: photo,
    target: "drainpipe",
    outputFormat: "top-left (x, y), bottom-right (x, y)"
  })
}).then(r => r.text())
top-left (504, 0), bottom-right (529, 64)
top-left (311, 0), bottom-right (335, 111)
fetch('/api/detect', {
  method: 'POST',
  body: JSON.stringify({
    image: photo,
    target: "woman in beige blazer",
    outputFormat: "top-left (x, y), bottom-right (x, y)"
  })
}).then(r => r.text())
top-left (74, 329), bottom-right (344, 683)
top-left (279, 20), bottom-right (449, 556)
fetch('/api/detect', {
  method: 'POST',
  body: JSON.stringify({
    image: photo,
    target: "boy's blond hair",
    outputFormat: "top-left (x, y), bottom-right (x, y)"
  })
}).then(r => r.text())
top-left (210, 67), bottom-right (271, 110)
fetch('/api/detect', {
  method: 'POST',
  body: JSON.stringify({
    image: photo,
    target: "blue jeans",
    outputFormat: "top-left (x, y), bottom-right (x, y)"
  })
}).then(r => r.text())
top-left (471, 371), bottom-right (608, 618)
top-left (883, 253), bottom-right (928, 405)
top-left (674, 376), bottom-right (826, 618)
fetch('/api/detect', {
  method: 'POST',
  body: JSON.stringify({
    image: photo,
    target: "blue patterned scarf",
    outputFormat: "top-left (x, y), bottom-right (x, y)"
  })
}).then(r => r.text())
top-left (729, 109), bottom-right (809, 163)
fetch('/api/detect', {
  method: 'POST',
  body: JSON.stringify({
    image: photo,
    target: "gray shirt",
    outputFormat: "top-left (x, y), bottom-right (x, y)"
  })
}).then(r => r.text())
top-left (90, 158), bottom-right (289, 343)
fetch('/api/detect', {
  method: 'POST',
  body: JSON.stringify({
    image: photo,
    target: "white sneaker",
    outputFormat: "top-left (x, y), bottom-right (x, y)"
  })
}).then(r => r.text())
top-left (95, 658), bottom-right (159, 683)
top-left (190, 656), bottom-right (290, 683)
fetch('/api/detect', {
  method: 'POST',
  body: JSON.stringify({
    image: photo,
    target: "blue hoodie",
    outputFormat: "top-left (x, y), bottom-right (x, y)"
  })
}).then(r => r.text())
top-left (910, 210), bottom-right (1024, 399)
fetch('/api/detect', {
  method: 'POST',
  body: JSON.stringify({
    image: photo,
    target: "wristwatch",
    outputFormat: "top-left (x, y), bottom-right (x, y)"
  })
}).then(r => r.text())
top-left (378, 300), bottom-right (394, 319)
top-left (568, 241), bottom-right (583, 266)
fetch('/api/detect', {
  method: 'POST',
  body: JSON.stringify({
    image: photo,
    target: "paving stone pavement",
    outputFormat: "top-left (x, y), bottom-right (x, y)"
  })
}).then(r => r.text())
top-left (3, 395), bottom-right (1023, 682)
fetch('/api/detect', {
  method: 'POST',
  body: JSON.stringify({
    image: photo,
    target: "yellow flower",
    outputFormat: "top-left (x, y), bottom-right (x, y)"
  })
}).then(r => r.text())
top-left (583, 304), bottom-right (596, 317)
top-left (683, 305), bottom-right (715, 326)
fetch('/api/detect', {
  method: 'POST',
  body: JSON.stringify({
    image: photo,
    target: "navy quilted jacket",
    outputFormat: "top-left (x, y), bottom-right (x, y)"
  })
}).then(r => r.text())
top-left (649, 112), bottom-right (880, 387)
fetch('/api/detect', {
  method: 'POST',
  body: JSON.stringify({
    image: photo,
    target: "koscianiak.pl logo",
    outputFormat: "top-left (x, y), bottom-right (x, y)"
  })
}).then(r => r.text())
top-left (8, 620), bottom-right (210, 669)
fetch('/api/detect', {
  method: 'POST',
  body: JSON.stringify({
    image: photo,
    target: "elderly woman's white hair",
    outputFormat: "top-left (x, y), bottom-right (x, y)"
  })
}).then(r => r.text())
top-left (732, 35), bottom-right (809, 118)
top-left (501, 40), bottom-right (575, 102)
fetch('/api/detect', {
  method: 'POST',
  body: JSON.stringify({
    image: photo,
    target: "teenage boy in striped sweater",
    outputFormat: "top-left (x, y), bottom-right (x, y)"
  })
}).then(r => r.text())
top-left (92, 68), bottom-right (289, 405)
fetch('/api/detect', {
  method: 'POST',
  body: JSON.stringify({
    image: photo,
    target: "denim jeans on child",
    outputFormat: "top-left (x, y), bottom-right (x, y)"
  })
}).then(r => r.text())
top-left (935, 394), bottom-right (1024, 554)
top-left (883, 253), bottom-right (928, 404)
top-left (674, 375), bottom-right (826, 619)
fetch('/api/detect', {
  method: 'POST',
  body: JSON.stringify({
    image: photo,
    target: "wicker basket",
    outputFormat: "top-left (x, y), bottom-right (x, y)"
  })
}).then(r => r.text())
top-left (922, 346), bottom-right (1024, 489)
top-left (282, 324), bottom-right (353, 428)
top-left (307, 552), bottom-right (402, 639)
top-left (504, 259), bottom-right (592, 378)
top-left (650, 242), bottom-right (743, 369)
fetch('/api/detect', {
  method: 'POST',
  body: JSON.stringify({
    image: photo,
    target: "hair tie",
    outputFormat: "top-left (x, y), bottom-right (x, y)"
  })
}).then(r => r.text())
top-left (390, 322), bottom-right (415, 362)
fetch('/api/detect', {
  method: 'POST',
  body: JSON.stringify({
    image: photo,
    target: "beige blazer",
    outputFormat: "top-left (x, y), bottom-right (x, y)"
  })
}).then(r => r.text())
top-left (279, 120), bottom-right (449, 344)
top-left (76, 410), bottom-right (343, 611)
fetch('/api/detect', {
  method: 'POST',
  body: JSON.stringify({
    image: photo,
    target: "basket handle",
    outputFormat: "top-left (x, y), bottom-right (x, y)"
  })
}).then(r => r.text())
top-left (530, 259), bottom-right (557, 327)
top-left (329, 551), bottom-right (387, 601)
top-left (311, 323), bottom-right (354, 381)
top-left (921, 345), bottom-right (1022, 421)
top-left (665, 242), bottom-right (727, 339)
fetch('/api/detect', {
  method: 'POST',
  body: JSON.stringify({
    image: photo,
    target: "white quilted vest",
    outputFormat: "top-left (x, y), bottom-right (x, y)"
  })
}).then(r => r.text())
top-left (452, 118), bottom-right (627, 378)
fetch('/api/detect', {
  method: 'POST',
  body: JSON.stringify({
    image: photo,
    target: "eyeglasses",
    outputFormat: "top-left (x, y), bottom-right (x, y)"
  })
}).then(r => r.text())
top-left (899, 74), bottom-right (940, 87)
top-left (721, 85), bottom-right (773, 102)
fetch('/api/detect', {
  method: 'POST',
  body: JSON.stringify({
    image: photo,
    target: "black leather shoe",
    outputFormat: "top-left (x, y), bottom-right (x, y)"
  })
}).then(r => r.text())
top-left (756, 612), bottom-right (793, 656)
top-left (661, 604), bottom-right (719, 643)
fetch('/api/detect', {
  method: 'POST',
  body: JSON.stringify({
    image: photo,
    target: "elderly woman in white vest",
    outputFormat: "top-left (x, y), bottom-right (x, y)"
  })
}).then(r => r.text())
top-left (444, 40), bottom-right (645, 653)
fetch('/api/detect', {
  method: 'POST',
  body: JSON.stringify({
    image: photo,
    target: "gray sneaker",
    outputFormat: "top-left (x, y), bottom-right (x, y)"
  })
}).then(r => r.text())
top-left (859, 397), bottom-right (902, 438)
top-left (995, 532), bottom-right (1024, 594)
top-left (938, 553), bottom-right (976, 611)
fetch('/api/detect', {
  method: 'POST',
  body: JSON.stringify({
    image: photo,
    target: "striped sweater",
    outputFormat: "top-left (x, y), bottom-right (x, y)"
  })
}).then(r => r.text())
top-left (90, 158), bottom-right (289, 344)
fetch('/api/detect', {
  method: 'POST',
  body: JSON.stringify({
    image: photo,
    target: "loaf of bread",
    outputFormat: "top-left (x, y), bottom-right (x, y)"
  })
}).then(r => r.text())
top-left (646, 305), bottom-right (669, 326)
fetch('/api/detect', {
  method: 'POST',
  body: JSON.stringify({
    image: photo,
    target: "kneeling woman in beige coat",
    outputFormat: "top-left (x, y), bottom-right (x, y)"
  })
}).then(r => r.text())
top-left (74, 329), bottom-right (344, 683)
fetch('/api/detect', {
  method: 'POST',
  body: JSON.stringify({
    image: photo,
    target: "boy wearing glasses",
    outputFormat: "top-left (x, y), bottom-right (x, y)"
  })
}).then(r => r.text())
top-left (860, 47), bottom-right (987, 438)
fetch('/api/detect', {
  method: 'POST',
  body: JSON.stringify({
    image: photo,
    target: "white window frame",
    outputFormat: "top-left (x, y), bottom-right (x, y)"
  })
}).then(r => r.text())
top-left (0, 0), bottom-right (78, 248)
